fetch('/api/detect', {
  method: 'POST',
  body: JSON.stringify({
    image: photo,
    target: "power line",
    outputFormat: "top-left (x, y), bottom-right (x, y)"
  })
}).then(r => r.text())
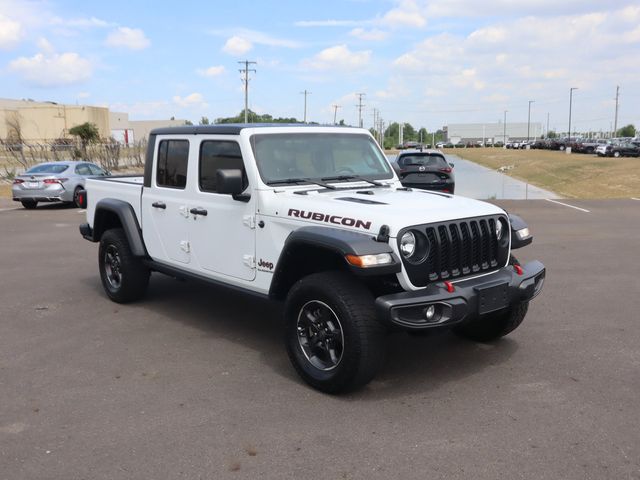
top-left (300, 90), bottom-right (311, 123)
top-left (238, 60), bottom-right (256, 123)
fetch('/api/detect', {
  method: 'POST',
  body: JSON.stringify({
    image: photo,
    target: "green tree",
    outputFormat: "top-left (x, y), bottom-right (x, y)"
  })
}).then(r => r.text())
top-left (402, 123), bottom-right (417, 141)
top-left (215, 110), bottom-right (301, 124)
top-left (546, 130), bottom-right (558, 139)
top-left (184, 120), bottom-right (193, 125)
top-left (68, 122), bottom-right (100, 156)
top-left (617, 124), bottom-right (636, 137)
top-left (199, 116), bottom-right (210, 125)
top-left (418, 127), bottom-right (428, 144)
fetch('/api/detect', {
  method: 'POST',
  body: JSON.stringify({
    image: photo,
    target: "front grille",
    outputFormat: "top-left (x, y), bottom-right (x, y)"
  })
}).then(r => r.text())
top-left (398, 216), bottom-right (509, 287)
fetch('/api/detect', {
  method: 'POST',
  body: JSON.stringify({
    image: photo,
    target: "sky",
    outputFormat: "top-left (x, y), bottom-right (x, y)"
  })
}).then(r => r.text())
top-left (1, 0), bottom-right (639, 133)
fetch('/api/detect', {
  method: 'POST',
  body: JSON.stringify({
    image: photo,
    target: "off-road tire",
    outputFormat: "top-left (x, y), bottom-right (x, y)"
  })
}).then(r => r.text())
top-left (21, 200), bottom-right (37, 209)
top-left (284, 271), bottom-right (387, 393)
top-left (99, 228), bottom-right (149, 303)
top-left (453, 255), bottom-right (529, 342)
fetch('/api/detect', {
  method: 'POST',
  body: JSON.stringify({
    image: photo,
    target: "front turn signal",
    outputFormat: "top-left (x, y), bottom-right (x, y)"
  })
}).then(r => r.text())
top-left (345, 253), bottom-right (393, 268)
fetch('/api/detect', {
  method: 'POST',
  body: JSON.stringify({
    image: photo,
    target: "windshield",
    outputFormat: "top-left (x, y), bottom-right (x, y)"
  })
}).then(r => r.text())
top-left (26, 164), bottom-right (69, 174)
top-left (251, 133), bottom-right (393, 185)
top-left (398, 154), bottom-right (447, 168)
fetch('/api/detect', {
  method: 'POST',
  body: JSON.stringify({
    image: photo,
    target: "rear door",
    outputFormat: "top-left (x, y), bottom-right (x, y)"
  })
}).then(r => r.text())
top-left (141, 138), bottom-right (192, 265)
top-left (186, 138), bottom-right (256, 281)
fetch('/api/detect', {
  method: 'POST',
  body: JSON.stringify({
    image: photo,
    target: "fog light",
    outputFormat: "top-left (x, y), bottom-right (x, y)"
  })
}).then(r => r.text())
top-left (424, 305), bottom-right (436, 320)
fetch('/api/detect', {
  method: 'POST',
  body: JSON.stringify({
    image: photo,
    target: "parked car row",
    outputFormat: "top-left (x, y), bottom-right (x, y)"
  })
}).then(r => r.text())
top-left (525, 137), bottom-right (640, 156)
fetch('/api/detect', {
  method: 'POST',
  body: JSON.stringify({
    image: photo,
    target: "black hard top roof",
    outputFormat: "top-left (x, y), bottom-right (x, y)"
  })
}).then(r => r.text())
top-left (150, 123), bottom-right (352, 136)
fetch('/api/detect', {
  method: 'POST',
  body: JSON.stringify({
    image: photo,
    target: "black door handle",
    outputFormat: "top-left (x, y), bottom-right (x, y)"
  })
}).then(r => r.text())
top-left (190, 207), bottom-right (208, 216)
top-left (152, 202), bottom-right (166, 209)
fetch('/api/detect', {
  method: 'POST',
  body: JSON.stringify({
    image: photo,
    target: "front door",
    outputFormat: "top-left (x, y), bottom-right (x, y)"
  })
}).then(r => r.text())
top-left (187, 138), bottom-right (256, 281)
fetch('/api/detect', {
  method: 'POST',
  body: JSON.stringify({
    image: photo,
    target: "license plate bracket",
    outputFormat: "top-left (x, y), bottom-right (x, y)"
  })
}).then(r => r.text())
top-left (475, 282), bottom-right (509, 314)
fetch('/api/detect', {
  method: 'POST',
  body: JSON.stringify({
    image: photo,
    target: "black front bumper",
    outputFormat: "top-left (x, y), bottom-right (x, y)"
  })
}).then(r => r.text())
top-left (375, 261), bottom-right (545, 330)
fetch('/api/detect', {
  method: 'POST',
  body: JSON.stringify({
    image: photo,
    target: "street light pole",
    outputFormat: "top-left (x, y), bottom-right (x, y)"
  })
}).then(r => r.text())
top-left (503, 110), bottom-right (508, 144)
top-left (527, 100), bottom-right (535, 142)
top-left (568, 87), bottom-right (578, 141)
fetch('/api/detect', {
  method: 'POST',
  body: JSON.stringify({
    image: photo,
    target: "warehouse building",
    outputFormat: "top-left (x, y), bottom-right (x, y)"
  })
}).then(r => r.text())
top-left (446, 122), bottom-right (543, 144)
top-left (1, 98), bottom-right (186, 145)
top-left (0, 98), bottom-right (110, 143)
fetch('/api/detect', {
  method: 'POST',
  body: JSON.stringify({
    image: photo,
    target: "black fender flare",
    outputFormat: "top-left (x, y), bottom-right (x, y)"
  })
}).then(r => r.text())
top-left (92, 199), bottom-right (147, 257)
top-left (509, 213), bottom-right (533, 249)
top-left (268, 226), bottom-right (401, 300)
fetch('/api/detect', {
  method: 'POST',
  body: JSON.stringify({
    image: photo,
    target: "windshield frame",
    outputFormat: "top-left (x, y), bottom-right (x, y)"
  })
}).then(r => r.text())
top-left (249, 132), bottom-right (394, 187)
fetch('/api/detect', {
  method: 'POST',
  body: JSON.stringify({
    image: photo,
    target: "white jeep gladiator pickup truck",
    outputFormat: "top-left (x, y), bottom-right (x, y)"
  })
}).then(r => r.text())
top-left (80, 124), bottom-right (545, 393)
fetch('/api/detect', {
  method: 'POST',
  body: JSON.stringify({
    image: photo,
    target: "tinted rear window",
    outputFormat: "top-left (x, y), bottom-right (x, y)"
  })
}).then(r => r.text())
top-left (398, 154), bottom-right (447, 168)
top-left (26, 164), bottom-right (69, 174)
top-left (156, 140), bottom-right (189, 189)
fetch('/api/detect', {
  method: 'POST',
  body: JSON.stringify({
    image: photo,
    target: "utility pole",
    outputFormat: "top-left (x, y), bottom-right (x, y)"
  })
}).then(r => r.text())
top-left (546, 112), bottom-right (550, 137)
top-left (355, 93), bottom-right (366, 128)
top-left (613, 85), bottom-right (620, 137)
top-left (300, 90), bottom-right (311, 123)
top-left (503, 110), bottom-right (508, 144)
top-left (238, 60), bottom-right (256, 123)
top-left (332, 104), bottom-right (341, 125)
top-left (527, 100), bottom-right (535, 142)
top-left (568, 87), bottom-right (578, 141)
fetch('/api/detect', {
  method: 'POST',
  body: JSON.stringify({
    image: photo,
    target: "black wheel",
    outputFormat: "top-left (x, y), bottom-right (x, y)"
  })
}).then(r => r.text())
top-left (73, 186), bottom-right (84, 208)
top-left (21, 200), bottom-right (37, 209)
top-left (453, 256), bottom-right (529, 342)
top-left (99, 228), bottom-right (149, 303)
top-left (284, 271), bottom-right (387, 393)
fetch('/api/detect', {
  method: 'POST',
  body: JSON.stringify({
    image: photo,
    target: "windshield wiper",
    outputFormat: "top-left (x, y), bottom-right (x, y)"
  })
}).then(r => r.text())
top-left (321, 175), bottom-right (385, 187)
top-left (267, 177), bottom-right (336, 189)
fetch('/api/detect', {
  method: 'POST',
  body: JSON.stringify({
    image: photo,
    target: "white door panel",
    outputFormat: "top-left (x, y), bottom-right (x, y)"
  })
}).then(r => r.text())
top-left (188, 195), bottom-right (256, 280)
top-left (141, 187), bottom-right (191, 264)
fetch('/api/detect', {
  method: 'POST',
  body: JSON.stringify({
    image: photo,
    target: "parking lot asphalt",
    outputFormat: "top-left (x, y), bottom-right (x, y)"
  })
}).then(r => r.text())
top-left (1, 198), bottom-right (639, 479)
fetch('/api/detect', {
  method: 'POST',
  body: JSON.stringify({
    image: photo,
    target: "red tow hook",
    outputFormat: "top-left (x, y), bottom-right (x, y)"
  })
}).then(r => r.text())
top-left (514, 264), bottom-right (524, 276)
top-left (443, 281), bottom-right (455, 293)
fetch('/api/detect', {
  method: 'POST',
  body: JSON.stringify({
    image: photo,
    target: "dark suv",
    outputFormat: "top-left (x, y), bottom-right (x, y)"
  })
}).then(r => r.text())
top-left (392, 149), bottom-right (455, 193)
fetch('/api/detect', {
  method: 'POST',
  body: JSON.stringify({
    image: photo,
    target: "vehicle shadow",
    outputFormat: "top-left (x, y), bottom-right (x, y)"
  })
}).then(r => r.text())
top-left (83, 273), bottom-right (518, 399)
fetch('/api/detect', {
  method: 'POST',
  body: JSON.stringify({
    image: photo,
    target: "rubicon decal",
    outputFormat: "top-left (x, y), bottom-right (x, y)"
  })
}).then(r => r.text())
top-left (288, 209), bottom-right (372, 230)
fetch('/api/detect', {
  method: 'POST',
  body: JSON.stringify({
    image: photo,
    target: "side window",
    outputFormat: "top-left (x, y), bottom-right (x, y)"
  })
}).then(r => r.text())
top-left (157, 140), bottom-right (189, 189)
top-left (75, 164), bottom-right (92, 175)
top-left (199, 141), bottom-right (247, 193)
top-left (88, 164), bottom-right (105, 175)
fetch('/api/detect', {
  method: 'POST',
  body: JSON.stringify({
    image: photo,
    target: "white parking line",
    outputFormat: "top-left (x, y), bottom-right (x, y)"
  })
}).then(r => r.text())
top-left (631, 198), bottom-right (640, 201)
top-left (545, 198), bottom-right (591, 213)
top-left (0, 207), bottom-right (20, 212)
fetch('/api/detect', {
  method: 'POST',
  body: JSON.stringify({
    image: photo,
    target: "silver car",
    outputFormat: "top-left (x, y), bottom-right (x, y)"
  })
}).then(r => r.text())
top-left (12, 161), bottom-right (109, 209)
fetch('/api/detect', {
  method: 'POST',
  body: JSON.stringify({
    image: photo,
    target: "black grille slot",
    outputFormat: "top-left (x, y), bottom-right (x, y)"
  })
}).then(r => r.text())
top-left (400, 215), bottom-right (509, 287)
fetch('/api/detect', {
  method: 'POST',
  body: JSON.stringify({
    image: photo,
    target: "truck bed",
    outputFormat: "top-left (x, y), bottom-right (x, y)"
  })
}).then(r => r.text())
top-left (85, 176), bottom-right (144, 228)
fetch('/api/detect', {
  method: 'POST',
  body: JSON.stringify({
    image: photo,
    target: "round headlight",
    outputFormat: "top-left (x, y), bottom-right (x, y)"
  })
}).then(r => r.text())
top-left (400, 231), bottom-right (416, 257)
top-left (495, 218), bottom-right (504, 240)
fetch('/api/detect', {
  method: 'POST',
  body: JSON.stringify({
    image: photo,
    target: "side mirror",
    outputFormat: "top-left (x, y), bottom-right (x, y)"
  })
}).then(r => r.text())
top-left (216, 169), bottom-right (250, 202)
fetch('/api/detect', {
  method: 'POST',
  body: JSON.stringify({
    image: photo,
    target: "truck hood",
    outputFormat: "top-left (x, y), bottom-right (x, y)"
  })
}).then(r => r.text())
top-left (260, 184), bottom-right (506, 237)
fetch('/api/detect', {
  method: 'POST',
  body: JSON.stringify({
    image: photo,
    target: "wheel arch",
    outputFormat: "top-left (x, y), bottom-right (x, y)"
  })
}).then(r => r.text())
top-left (269, 226), bottom-right (400, 301)
top-left (93, 199), bottom-right (147, 257)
